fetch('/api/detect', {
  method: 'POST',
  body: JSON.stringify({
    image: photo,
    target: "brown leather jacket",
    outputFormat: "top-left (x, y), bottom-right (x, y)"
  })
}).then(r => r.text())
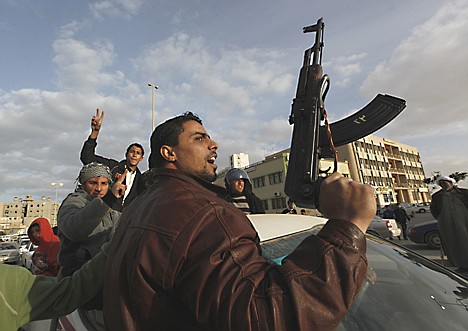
top-left (104, 168), bottom-right (368, 330)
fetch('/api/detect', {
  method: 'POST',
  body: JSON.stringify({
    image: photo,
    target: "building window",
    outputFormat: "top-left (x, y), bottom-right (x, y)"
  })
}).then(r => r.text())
top-left (268, 172), bottom-right (283, 185)
top-left (383, 194), bottom-right (389, 203)
top-left (271, 197), bottom-right (286, 210)
top-left (262, 200), bottom-right (269, 210)
top-left (253, 176), bottom-right (265, 188)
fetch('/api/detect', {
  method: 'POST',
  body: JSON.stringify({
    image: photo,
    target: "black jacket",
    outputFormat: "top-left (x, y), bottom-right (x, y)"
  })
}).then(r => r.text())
top-left (80, 137), bottom-right (144, 211)
top-left (431, 187), bottom-right (468, 219)
top-left (393, 207), bottom-right (410, 223)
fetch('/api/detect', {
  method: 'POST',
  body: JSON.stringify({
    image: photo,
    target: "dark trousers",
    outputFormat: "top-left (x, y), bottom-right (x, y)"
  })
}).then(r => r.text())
top-left (397, 221), bottom-right (408, 239)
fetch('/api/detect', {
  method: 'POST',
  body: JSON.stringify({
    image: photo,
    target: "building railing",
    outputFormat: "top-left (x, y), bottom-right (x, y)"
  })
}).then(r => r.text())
top-left (385, 152), bottom-right (402, 160)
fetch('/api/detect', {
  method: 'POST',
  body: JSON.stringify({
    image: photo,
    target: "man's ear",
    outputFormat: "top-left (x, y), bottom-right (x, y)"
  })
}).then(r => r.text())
top-left (160, 145), bottom-right (176, 162)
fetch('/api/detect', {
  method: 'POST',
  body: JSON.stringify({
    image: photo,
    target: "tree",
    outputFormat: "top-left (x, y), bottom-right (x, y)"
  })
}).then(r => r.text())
top-left (424, 171), bottom-right (468, 184)
top-left (450, 172), bottom-right (468, 183)
top-left (424, 171), bottom-right (441, 184)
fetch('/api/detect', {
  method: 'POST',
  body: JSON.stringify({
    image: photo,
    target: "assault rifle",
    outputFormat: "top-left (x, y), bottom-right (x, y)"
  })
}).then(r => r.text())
top-left (284, 18), bottom-right (406, 209)
top-left (284, 18), bottom-right (330, 209)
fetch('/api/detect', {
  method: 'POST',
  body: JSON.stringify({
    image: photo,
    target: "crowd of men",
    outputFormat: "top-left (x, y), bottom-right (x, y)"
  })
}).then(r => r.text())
top-left (1, 110), bottom-right (379, 331)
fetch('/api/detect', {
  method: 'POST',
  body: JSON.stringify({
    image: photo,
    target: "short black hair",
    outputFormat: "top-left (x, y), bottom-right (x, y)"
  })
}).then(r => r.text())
top-left (149, 112), bottom-right (202, 168)
top-left (126, 143), bottom-right (145, 156)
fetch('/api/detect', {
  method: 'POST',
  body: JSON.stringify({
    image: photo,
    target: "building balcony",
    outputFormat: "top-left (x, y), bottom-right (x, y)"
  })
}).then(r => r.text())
top-left (385, 152), bottom-right (402, 160)
top-left (388, 167), bottom-right (406, 174)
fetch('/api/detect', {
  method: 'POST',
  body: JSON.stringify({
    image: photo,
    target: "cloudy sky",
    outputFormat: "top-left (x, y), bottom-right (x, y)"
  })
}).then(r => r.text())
top-left (1, 0), bottom-right (467, 202)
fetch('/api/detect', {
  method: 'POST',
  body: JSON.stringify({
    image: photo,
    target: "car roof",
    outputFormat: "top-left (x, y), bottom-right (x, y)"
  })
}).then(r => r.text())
top-left (247, 214), bottom-right (327, 241)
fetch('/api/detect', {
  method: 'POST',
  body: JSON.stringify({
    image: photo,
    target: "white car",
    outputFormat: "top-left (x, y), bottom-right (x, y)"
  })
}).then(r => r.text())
top-left (21, 241), bottom-right (37, 272)
top-left (367, 215), bottom-right (401, 239)
top-left (17, 234), bottom-right (29, 243)
top-left (25, 214), bottom-right (468, 330)
top-left (0, 242), bottom-right (20, 264)
top-left (253, 214), bottom-right (468, 330)
top-left (416, 203), bottom-right (431, 213)
top-left (19, 238), bottom-right (31, 255)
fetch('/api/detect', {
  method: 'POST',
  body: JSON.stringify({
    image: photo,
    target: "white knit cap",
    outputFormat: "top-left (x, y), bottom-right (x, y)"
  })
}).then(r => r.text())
top-left (436, 175), bottom-right (456, 185)
top-left (78, 162), bottom-right (113, 185)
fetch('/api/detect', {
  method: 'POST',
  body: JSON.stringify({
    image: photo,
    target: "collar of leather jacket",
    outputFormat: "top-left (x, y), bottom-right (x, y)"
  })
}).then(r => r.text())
top-left (152, 168), bottom-right (227, 199)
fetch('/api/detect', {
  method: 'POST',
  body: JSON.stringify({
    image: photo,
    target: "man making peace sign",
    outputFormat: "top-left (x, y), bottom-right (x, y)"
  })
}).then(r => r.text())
top-left (80, 109), bottom-right (145, 211)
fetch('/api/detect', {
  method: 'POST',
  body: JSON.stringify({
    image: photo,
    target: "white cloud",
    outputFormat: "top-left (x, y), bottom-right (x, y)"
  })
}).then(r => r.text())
top-left (0, 26), bottom-right (298, 200)
top-left (52, 37), bottom-right (121, 92)
top-left (57, 20), bottom-right (90, 39)
top-left (362, 0), bottom-right (468, 131)
top-left (361, 0), bottom-right (468, 177)
top-left (4, 1), bottom-right (468, 203)
top-left (132, 32), bottom-right (297, 165)
top-left (89, 0), bottom-right (143, 20)
top-left (328, 53), bottom-right (367, 87)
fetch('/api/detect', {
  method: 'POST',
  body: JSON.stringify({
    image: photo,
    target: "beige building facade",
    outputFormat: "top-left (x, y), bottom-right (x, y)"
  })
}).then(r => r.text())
top-left (336, 134), bottom-right (430, 207)
top-left (0, 195), bottom-right (59, 232)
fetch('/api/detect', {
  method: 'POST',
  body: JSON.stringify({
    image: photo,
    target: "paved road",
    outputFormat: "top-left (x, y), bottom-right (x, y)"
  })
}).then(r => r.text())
top-left (392, 211), bottom-right (439, 258)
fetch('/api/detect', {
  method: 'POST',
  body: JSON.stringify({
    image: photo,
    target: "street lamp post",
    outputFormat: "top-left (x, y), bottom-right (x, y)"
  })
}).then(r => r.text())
top-left (148, 83), bottom-right (159, 132)
top-left (51, 182), bottom-right (63, 226)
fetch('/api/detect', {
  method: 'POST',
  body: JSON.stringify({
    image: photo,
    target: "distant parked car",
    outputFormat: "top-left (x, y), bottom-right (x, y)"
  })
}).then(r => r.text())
top-left (17, 234), bottom-right (29, 242)
top-left (18, 238), bottom-right (31, 255)
top-left (367, 216), bottom-right (401, 239)
top-left (0, 242), bottom-right (20, 264)
top-left (21, 241), bottom-right (38, 272)
top-left (408, 220), bottom-right (440, 249)
top-left (416, 203), bottom-right (431, 213)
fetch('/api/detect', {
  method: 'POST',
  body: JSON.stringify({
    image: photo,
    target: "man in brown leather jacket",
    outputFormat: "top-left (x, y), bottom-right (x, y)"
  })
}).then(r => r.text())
top-left (103, 112), bottom-right (376, 331)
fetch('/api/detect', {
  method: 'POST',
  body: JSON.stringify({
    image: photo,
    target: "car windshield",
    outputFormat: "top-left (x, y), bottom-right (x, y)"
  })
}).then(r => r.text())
top-left (261, 228), bottom-right (468, 330)
top-left (0, 244), bottom-right (16, 250)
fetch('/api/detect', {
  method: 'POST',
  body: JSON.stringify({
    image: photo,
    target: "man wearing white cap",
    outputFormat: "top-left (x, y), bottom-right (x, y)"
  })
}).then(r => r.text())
top-left (430, 175), bottom-right (468, 271)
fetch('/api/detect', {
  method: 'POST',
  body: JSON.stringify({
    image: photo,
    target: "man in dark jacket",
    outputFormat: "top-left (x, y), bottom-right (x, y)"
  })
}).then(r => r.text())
top-left (103, 112), bottom-right (376, 331)
top-left (224, 168), bottom-right (265, 214)
top-left (431, 175), bottom-right (468, 270)
top-left (80, 109), bottom-right (145, 211)
top-left (393, 203), bottom-right (410, 240)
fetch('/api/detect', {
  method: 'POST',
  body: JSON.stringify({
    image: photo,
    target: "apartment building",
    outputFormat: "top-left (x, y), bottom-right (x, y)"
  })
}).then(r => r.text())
top-left (0, 195), bottom-right (59, 232)
top-left (336, 134), bottom-right (430, 207)
top-left (230, 153), bottom-right (250, 169)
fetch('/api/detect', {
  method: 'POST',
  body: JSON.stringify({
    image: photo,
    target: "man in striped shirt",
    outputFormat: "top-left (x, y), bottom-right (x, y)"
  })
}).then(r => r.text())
top-left (224, 168), bottom-right (265, 214)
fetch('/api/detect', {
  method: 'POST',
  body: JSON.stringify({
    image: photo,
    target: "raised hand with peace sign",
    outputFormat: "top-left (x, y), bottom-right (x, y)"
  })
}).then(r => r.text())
top-left (90, 108), bottom-right (105, 139)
